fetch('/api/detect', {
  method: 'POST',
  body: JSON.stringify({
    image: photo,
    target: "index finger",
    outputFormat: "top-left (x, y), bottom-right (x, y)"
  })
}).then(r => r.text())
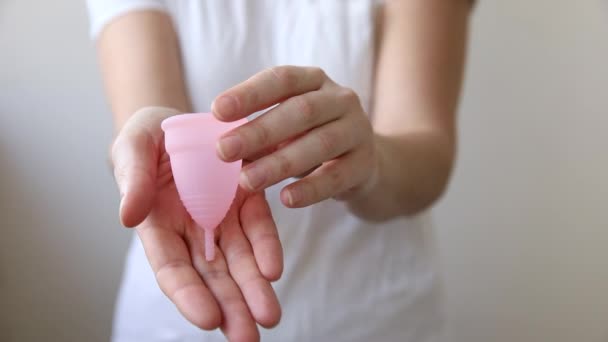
top-left (212, 66), bottom-right (327, 121)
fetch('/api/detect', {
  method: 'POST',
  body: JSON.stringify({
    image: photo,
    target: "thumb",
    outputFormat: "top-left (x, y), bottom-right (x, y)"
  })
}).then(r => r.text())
top-left (111, 107), bottom-right (181, 227)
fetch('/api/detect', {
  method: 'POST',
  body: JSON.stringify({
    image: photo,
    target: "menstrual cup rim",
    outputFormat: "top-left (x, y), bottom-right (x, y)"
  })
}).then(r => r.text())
top-left (161, 113), bottom-right (248, 133)
top-left (161, 113), bottom-right (217, 132)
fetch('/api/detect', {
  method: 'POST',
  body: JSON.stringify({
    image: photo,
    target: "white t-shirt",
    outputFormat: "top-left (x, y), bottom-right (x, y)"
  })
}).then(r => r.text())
top-left (87, 1), bottom-right (443, 341)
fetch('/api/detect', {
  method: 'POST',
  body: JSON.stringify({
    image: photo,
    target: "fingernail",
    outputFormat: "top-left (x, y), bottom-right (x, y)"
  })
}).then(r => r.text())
top-left (217, 135), bottom-right (243, 160)
top-left (212, 95), bottom-right (238, 119)
top-left (283, 189), bottom-right (299, 207)
top-left (241, 165), bottom-right (267, 190)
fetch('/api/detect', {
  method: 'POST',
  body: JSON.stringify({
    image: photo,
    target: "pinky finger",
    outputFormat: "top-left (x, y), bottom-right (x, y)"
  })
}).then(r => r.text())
top-left (280, 149), bottom-right (369, 208)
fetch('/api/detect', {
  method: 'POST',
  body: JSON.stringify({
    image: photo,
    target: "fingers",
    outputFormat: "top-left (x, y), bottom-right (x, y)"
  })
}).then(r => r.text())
top-left (239, 116), bottom-right (364, 192)
top-left (212, 66), bottom-right (327, 121)
top-left (219, 194), bottom-right (282, 328)
top-left (281, 145), bottom-right (376, 208)
top-left (112, 107), bottom-right (181, 227)
top-left (187, 225), bottom-right (260, 342)
top-left (239, 191), bottom-right (283, 281)
top-left (136, 224), bottom-right (222, 330)
top-left (216, 89), bottom-right (345, 162)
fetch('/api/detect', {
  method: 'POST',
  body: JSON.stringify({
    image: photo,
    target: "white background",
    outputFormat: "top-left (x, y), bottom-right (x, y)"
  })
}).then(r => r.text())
top-left (1, 1), bottom-right (607, 341)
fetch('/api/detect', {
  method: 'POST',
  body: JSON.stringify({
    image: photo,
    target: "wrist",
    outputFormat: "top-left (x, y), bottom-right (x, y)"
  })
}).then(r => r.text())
top-left (341, 133), bottom-right (386, 202)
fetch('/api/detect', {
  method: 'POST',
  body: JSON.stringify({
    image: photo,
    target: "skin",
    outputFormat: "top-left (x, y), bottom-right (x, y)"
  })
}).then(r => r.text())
top-left (97, 1), bottom-right (472, 341)
top-left (214, 0), bottom-right (470, 221)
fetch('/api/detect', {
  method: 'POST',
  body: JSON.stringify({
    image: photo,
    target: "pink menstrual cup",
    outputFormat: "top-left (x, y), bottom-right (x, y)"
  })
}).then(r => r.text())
top-left (161, 113), bottom-right (247, 261)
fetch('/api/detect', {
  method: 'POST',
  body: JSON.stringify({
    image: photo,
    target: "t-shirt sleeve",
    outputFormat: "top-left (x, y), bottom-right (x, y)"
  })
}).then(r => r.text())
top-left (85, 0), bottom-right (167, 39)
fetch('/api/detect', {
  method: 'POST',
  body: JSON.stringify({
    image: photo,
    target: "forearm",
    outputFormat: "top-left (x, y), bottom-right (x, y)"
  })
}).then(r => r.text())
top-left (345, 0), bottom-right (471, 220)
top-left (96, 10), bottom-right (191, 132)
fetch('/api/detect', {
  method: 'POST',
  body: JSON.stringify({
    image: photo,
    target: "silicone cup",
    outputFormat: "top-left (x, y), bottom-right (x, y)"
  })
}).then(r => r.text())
top-left (161, 113), bottom-right (247, 261)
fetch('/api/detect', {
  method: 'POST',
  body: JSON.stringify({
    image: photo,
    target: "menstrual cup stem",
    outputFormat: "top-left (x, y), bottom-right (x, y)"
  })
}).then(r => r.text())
top-left (205, 229), bottom-right (215, 261)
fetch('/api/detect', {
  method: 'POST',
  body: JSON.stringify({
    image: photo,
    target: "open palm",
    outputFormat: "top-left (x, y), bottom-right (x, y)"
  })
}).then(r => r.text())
top-left (112, 108), bottom-right (283, 341)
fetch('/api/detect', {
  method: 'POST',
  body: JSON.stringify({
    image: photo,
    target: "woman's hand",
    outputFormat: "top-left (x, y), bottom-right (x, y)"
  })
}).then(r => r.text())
top-left (213, 66), bottom-right (379, 208)
top-left (111, 107), bottom-right (283, 342)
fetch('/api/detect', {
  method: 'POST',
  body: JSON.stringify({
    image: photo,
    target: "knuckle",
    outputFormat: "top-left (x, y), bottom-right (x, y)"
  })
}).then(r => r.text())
top-left (337, 87), bottom-right (360, 105)
top-left (241, 83), bottom-right (259, 108)
top-left (155, 260), bottom-right (190, 292)
top-left (250, 120), bottom-right (271, 148)
top-left (250, 231), bottom-right (278, 247)
top-left (201, 268), bottom-right (229, 282)
top-left (217, 294), bottom-right (243, 309)
top-left (156, 259), bottom-right (187, 275)
top-left (292, 95), bottom-right (317, 124)
top-left (238, 273), bottom-right (265, 290)
top-left (310, 67), bottom-right (326, 82)
top-left (227, 244), bottom-right (251, 262)
top-left (315, 129), bottom-right (340, 156)
top-left (269, 65), bottom-right (299, 90)
top-left (272, 153), bottom-right (294, 179)
top-left (325, 163), bottom-right (344, 191)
